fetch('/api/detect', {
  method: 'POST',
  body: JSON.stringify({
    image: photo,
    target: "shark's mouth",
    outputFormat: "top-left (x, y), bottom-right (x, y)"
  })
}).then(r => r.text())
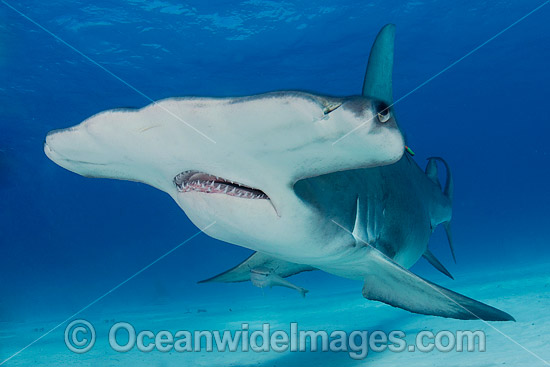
top-left (174, 170), bottom-right (269, 199)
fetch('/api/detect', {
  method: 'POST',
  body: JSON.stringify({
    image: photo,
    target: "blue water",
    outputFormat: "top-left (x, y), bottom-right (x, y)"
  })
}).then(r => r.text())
top-left (1, 1), bottom-right (549, 365)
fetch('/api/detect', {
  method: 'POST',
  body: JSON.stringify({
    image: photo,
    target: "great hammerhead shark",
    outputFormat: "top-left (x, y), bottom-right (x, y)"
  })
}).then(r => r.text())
top-left (44, 24), bottom-right (513, 321)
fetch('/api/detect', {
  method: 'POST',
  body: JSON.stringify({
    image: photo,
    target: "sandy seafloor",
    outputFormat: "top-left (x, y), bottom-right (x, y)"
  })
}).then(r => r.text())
top-left (1, 262), bottom-right (548, 367)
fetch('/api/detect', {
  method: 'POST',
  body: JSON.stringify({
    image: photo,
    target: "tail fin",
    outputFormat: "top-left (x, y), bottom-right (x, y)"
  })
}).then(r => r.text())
top-left (428, 157), bottom-right (453, 203)
top-left (425, 158), bottom-right (441, 188)
top-left (427, 157), bottom-right (456, 263)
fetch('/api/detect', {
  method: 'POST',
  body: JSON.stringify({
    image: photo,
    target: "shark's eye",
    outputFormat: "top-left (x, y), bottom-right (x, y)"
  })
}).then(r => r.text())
top-left (323, 102), bottom-right (342, 115)
top-left (376, 102), bottom-right (391, 123)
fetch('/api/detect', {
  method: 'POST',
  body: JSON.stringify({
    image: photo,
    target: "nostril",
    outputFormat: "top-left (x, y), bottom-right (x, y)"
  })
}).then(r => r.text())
top-left (43, 139), bottom-right (52, 153)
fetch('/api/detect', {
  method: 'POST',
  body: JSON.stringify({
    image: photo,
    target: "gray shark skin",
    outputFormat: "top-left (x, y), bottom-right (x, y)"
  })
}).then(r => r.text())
top-left (43, 24), bottom-right (514, 321)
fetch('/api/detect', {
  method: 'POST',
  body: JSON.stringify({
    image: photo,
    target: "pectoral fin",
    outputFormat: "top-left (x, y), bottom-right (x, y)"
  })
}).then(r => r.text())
top-left (362, 252), bottom-right (514, 321)
top-left (198, 251), bottom-right (316, 283)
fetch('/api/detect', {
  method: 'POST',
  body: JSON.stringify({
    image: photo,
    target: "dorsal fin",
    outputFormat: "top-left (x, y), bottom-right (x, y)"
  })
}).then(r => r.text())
top-left (362, 24), bottom-right (396, 104)
top-left (425, 158), bottom-right (442, 188)
top-left (423, 248), bottom-right (454, 280)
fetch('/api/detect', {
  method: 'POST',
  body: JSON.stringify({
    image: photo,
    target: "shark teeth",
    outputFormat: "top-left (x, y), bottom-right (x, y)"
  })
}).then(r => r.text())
top-left (174, 170), bottom-right (269, 199)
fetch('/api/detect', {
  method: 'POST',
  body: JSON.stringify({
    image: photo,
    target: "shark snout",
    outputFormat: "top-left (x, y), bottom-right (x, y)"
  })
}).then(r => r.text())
top-left (44, 127), bottom-right (113, 178)
top-left (44, 130), bottom-right (72, 166)
top-left (45, 129), bottom-right (81, 164)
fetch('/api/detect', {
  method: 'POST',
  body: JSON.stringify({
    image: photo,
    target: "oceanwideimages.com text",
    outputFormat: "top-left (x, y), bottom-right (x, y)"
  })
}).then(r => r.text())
top-left (65, 320), bottom-right (486, 359)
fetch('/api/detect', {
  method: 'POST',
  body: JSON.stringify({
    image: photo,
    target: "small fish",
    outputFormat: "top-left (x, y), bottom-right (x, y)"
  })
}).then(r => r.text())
top-left (250, 266), bottom-right (309, 298)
